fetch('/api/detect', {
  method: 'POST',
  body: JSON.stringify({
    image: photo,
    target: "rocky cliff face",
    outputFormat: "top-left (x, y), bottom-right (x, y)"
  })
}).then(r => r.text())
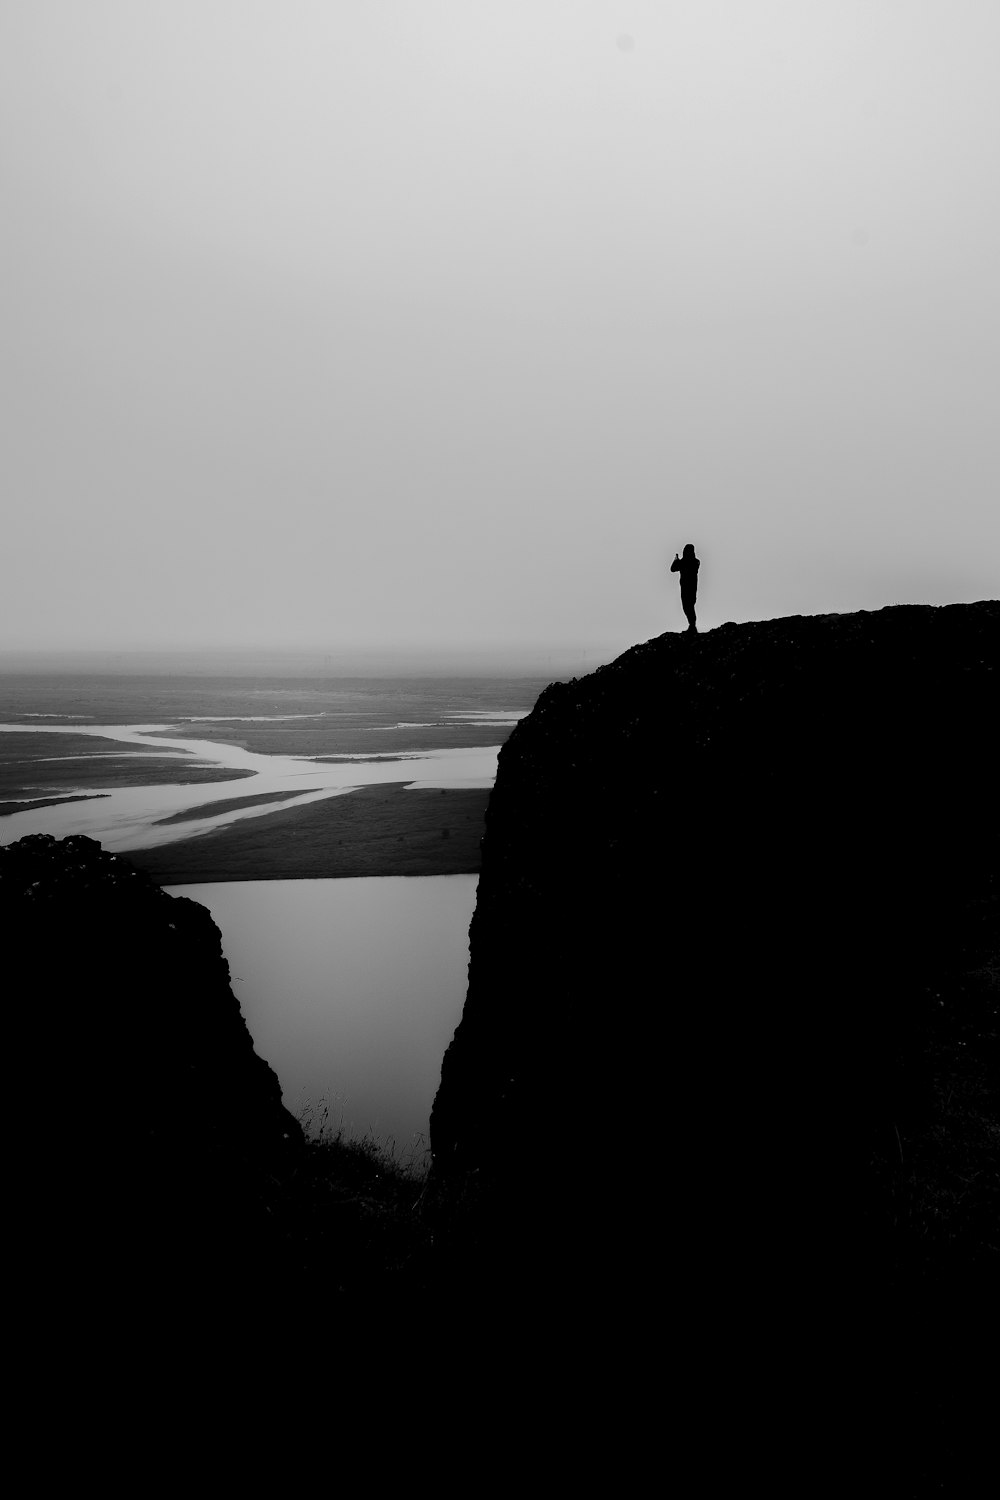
top-left (5, 833), bottom-right (302, 1314)
top-left (430, 604), bottom-right (996, 1327)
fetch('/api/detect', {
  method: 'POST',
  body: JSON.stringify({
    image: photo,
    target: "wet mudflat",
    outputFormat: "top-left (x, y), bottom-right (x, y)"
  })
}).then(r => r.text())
top-left (0, 674), bottom-right (538, 866)
top-left (134, 783), bottom-right (490, 884)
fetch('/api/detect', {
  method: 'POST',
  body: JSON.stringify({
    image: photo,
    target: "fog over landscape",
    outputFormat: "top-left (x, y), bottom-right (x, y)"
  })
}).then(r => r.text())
top-left (2, 16), bottom-right (996, 1447)
top-left (3, 1), bottom-right (997, 665)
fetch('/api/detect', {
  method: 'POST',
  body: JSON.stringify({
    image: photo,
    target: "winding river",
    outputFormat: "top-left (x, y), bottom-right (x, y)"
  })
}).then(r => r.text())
top-left (0, 719), bottom-right (504, 851)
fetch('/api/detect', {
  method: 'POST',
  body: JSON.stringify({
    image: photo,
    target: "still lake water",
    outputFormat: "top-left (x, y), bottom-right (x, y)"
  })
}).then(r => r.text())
top-left (167, 875), bottom-right (479, 1160)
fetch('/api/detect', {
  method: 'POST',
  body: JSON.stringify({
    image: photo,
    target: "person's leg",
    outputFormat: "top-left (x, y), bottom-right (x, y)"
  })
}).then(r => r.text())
top-left (682, 592), bottom-right (698, 632)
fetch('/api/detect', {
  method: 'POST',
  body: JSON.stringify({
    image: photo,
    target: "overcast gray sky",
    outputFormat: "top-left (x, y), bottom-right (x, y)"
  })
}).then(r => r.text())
top-left (3, 1), bottom-right (997, 659)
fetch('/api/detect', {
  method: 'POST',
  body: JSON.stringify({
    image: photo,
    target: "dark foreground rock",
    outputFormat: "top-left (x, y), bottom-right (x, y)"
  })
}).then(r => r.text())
top-left (4, 833), bottom-right (303, 1319)
top-left (429, 602), bottom-right (997, 1485)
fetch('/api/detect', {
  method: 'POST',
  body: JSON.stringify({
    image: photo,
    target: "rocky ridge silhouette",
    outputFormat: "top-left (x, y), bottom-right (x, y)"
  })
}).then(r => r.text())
top-left (5, 833), bottom-right (303, 1318)
top-left (4, 606), bottom-right (994, 1484)
top-left (427, 601), bottom-right (997, 1480)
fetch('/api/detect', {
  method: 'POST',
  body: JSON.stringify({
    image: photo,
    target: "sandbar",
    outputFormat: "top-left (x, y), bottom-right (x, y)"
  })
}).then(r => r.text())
top-left (0, 793), bottom-right (110, 816)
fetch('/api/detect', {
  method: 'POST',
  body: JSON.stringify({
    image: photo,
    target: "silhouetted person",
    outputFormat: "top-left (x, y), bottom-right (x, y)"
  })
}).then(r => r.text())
top-left (671, 544), bottom-right (700, 632)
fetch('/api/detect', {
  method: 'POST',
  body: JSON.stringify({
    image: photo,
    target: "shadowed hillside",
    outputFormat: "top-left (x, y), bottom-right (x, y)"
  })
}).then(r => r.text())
top-left (428, 601), bottom-right (997, 1484)
top-left (5, 833), bottom-right (304, 1312)
top-left (4, 606), bottom-right (995, 1485)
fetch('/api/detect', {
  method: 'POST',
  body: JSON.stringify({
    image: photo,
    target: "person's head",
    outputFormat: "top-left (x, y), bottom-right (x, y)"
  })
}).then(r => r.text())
top-left (683, 543), bottom-right (695, 559)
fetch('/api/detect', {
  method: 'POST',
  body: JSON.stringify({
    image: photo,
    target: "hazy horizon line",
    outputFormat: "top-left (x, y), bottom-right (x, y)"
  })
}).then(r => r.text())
top-left (0, 642), bottom-right (625, 678)
top-left (2, 600), bottom-right (994, 676)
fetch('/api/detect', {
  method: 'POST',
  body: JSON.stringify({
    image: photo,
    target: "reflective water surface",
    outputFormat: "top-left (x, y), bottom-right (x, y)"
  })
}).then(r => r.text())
top-left (167, 875), bottom-right (478, 1160)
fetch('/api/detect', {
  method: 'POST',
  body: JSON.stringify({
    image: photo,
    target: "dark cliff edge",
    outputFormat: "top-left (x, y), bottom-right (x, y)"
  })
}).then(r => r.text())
top-left (5, 834), bottom-right (304, 1322)
top-left (428, 602), bottom-right (997, 1476)
top-left (4, 607), bottom-right (995, 1476)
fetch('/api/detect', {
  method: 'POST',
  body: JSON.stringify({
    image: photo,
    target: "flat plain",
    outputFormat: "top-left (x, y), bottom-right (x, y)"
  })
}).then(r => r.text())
top-left (0, 672), bottom-right (549, 882)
